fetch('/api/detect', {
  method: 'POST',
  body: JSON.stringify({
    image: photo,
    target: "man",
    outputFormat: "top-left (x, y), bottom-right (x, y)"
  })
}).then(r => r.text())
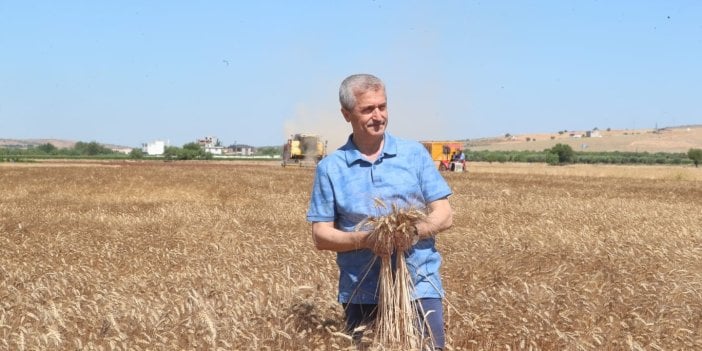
top-left (307, 74), bottom-right (453, 349)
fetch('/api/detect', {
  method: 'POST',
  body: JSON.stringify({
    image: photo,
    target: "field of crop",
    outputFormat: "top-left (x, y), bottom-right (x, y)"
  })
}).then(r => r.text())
top-left (1, 161), bottom-right (701, 350)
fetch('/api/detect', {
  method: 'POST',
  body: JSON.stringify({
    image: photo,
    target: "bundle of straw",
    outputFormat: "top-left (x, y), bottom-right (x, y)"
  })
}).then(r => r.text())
top-left (357, 201), bottom-right (429, 350)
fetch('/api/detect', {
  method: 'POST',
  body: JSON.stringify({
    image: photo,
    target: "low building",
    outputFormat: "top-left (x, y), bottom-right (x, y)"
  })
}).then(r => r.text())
top-left (197, 136), bottom-right (224, 155)
top-left (142, 140), bottom-right (167, 155)
top-left (197, 136), bottom-right (219, 147)
top-left (204, 146), bottom-right (224, 155)
top-left (586, 130), bottom-right (602, 138)
top-left (226, 144), bottom-right (255, 156)
top-left (111, 147), bottom-right (132, 154)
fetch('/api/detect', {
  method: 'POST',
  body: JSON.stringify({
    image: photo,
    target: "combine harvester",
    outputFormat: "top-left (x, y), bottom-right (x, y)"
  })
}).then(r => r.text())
top-left (421, 141), bottom-right (466, 172)
top-left (282, 133), bottom-right (327, 167)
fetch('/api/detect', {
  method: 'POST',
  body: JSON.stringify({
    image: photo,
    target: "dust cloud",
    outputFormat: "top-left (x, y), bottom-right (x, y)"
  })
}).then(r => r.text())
top-left (283, 103), bottom-right (349, 152)
top-left (283, 76), bottom-right (459, 155)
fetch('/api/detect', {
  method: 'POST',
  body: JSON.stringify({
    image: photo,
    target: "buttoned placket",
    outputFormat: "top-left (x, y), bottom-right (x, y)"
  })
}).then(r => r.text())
top-left (371, 157), bottom-right (383, 184)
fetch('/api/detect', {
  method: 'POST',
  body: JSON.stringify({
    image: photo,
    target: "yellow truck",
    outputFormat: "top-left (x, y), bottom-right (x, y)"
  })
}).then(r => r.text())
top-left (282, 133), bottom-right (327, 167)
top-left (421, 141), bottom-right (466, 172)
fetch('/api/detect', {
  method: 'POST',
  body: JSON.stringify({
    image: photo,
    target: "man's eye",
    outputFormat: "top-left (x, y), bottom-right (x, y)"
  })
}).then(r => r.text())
top-left (360, 105), bottom-right (385, 114)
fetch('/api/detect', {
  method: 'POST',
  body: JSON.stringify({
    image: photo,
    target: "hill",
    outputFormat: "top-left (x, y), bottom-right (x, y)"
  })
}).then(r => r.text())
top-left (466, 125), bottom-right (702, 153)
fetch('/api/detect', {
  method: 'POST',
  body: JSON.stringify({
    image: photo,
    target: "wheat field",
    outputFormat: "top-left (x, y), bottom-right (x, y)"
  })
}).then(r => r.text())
top-left (1, 161), bottom-right (700, 350)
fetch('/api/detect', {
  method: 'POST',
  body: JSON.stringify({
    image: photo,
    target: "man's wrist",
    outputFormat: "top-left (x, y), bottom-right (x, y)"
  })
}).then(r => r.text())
top-left (356, 231), bottom-right (365, 248)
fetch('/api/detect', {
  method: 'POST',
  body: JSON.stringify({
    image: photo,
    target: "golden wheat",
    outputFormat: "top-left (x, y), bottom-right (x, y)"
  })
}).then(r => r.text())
top-left (0, 161), bottom-right (700, 350)
top-left (358, 202), bottom-right (426, 350)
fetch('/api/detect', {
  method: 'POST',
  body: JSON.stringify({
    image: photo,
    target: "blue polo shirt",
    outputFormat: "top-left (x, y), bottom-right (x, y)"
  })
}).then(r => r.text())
top-left (307, 133), bottom-right (452, 303)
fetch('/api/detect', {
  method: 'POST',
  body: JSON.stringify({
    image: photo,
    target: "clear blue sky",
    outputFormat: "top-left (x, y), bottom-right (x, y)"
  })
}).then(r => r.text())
top-left (1, 1), bottom-right (700, 149)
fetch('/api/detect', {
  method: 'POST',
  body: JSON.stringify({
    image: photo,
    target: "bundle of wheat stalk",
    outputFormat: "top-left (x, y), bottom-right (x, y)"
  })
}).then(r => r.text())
top-left (358, 200), bottom-right (430, 350)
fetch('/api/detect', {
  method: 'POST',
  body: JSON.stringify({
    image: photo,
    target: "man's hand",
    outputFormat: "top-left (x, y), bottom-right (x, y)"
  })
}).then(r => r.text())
top-left (393, 223), bottom-right (418, 253)
top-left (364, 231), bottom-right (394, 257)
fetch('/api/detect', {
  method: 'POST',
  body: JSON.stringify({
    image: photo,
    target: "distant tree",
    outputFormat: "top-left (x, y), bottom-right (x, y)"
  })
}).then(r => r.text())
top-left (257, 146), bottom-right (281, 157)
top-left (504, 133), bottom-right (512, 138)
top-left (484, 152), bottom-right (497, 163)
top-left (163, 146), bottom-right (180, 160)
top-left (129, 148), bottom-right (145, 159)
top-left (74, 141), bottom-right (113, 155)
top-left (526, 137), bottom-right (531, 142)
top-left (182, 142), bottom-right (202, 152)
top-left (545, 153), bottom-right (559, 165)
top-left (688, 148), bottom-right (702, 167)
top-left (547, 143), bottom-right (575, 164)
top-left (36, 143), bottom-right (57, 154)
top-left (607, 127), bottom-right (611, 132)
top-left (558, 131), bottom-right (564, 135)
top-left (165, 142), bottom-right (213, 160)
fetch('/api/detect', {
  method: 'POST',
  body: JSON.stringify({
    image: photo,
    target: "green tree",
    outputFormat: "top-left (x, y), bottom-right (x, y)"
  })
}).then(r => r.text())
top-left (547, 143), bottom-right (574, 164)
top-left (182, 142), bottom-right (210, 160)
top-left (129, 148), bottom-right (145, 159)
top-left (163, 146), bottom-right (180, 160)
top-left (36, 143), bottom-right (57, 154)
top-left (74, 141), bottom-right (113, 155)
top-left (545, 153), bottom-right (559, 165)
top-left (257, 146), bottom-right (281, 157)
top-left (688, 148), bottom-right (702, 167)
top-left (182, 142), bottom-right (202, 151)
top-left (484, 152), bottom-right (497, 163)
top-left (163, 143), bottom-right (213, 160)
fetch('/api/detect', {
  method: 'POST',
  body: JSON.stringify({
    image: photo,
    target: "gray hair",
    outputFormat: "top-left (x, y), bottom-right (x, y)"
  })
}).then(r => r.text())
top-left (339, 74), bottom-right (385, 110)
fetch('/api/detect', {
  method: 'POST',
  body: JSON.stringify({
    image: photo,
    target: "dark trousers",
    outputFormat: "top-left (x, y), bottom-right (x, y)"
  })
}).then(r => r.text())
top-left (342, 298), bottom-right (445, 349)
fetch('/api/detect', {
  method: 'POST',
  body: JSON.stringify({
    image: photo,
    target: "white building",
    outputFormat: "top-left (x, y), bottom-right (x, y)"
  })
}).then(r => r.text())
top-left (142, 140), bottom-right (167, 155)
top-left (204, 146), bottom-right (224, 155)
top-left (198, 136), bottom-right (224, 155)
top-left (228, 145), bottom-right (254, 156)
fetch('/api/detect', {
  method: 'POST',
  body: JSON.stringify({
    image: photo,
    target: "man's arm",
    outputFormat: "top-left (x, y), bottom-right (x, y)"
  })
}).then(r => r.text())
top-left (415, 198), bottom-right (453, 239)
top-left (312, 198), bottom-right (452, 253)
top-left (311, 221), bottom-right (370, 252)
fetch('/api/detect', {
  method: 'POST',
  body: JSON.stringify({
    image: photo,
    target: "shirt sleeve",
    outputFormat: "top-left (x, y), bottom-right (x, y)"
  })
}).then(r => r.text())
top-left (307, 163), bottom-right (337, 222)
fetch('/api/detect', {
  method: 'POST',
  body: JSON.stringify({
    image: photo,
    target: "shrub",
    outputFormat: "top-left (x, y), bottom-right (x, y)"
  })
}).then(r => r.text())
top-left (688, 148), bottom-right (702, 167)
top-left (546, 144), bottom-right (575, 164)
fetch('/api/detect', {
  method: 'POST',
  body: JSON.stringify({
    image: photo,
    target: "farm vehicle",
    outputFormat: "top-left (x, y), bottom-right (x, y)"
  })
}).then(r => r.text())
top-left (282, 133), bottom-right (327, 167)
top-left (421, 141), bottom-right (466, 172)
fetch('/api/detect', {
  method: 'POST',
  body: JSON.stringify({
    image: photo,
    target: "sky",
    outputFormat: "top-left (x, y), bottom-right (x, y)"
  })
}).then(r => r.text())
top-left (1, 1), bottom-right (700, 149)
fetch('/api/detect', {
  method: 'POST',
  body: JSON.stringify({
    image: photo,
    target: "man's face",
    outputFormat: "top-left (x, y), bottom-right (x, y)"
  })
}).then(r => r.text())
top-left (342, 88), bottom-right (388, 140)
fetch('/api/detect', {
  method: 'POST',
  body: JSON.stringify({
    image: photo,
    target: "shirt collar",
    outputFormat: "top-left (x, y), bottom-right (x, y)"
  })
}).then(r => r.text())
top-left (342, 132), bottom-right (398, 166)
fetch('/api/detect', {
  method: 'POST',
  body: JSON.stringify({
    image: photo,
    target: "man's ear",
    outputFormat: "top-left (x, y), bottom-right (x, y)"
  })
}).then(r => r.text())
top-left (341, 108), bottom-right (351, 122)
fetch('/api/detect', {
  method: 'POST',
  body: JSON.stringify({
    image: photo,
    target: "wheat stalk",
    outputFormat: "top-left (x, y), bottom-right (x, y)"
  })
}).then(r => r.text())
top-left (358, 201), bottom-right (427, 350)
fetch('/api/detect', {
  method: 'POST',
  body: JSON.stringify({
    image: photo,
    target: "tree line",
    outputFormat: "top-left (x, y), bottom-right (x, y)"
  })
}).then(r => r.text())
top-left (0, 141), bottom-right (119, 159)
top-left (0, 142), bottom-right (283, 162)
top-left (2, 142), bottom-right (700, 167)
top-left (467, 145), bottom-right (702, 167)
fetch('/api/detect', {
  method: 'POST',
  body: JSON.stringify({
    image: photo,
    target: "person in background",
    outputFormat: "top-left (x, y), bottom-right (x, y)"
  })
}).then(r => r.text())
top-left (307, 73), bottom-right (454, 350)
